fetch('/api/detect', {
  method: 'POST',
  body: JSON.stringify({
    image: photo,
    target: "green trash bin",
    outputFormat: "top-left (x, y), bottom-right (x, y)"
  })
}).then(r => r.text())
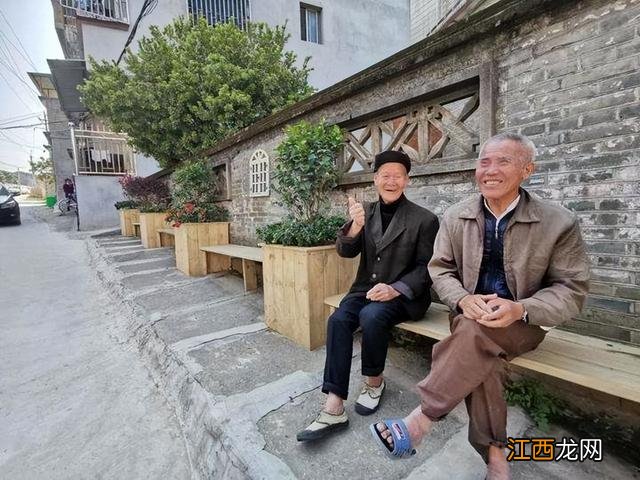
top-left (45, 196), bottom-right (57, 208)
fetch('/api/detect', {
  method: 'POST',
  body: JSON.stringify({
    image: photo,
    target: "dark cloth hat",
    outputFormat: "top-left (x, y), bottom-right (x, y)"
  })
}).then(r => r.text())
top-left (373, 150), bottom-right (411, 173)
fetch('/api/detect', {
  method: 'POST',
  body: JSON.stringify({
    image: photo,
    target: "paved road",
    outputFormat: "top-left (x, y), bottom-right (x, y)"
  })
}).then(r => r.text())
top-left (0, 205), bottom-right (192, 479)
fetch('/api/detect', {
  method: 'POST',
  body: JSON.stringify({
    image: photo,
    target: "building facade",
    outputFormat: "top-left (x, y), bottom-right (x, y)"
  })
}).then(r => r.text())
top-left (38, 0), bottom-right (413, 230)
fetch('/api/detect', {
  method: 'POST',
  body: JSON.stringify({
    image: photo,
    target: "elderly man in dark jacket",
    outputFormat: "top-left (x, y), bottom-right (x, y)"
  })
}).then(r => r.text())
top-left (297, 150), bottom-right (439, 441)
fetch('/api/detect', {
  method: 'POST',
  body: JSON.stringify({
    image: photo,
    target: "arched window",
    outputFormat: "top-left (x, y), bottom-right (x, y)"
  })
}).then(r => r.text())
top-left (249, 149), bottom-right (270, 197)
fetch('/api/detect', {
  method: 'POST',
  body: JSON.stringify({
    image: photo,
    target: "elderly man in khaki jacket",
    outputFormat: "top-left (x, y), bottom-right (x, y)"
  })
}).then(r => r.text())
top-left (370, 133), bottom-right (590, 480)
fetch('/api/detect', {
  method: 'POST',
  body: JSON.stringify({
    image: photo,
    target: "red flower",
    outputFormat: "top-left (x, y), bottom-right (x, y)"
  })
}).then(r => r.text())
top-left (184, 202), bottom-right (195, 214)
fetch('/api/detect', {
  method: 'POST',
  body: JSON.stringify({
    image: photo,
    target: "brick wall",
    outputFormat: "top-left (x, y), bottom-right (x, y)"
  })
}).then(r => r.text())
top-left (494, 0), bottom-right (640, 343)
top-left (209, 0), bottom-right (640, 345)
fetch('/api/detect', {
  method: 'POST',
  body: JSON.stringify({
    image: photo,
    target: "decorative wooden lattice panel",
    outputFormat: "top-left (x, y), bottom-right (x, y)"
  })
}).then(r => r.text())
top-left (339, 90), bottom-right (480, 178)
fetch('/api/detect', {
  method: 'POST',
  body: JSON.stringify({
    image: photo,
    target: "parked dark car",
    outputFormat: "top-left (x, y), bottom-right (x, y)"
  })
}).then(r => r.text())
top-left (0, 184), bottom-right (21, 225)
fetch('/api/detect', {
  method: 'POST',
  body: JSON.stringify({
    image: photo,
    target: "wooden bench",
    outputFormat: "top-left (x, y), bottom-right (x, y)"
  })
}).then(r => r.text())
top-left (324, 293), bottom-right (640, 404)
top-left (132, 222), bottom-right (141, 237)
top-left (156, 227), bottom-right (175, 247)
top-left (200, 244), bottom-right (263, 292)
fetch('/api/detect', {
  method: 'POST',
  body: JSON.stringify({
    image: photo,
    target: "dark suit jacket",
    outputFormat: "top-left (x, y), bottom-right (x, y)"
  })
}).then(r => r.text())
top-left (336, 196), bottom-right (439, 321)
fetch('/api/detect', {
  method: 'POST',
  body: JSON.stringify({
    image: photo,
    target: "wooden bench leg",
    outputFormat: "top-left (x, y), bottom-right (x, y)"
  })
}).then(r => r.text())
top-left (206, 252), bottom-right (231, 274)
top-left (242, 259), bottom-right (258, 292)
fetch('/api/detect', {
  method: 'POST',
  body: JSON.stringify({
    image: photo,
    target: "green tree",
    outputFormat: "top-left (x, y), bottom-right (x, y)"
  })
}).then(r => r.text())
top-left (79, 17), bottom-right (314, 169)
top-left (29, 157), bottom-right (54, 185)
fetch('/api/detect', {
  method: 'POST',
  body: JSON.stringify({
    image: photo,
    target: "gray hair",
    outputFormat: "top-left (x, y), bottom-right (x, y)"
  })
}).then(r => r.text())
top-left (480, 133), bottom-right (537, 164)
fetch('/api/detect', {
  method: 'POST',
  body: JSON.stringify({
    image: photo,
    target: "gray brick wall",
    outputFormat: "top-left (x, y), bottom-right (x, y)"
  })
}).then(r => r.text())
top-left (494, 0), bottom-right (640, 344)
top-left (209, 0), bottom-right (640, 345)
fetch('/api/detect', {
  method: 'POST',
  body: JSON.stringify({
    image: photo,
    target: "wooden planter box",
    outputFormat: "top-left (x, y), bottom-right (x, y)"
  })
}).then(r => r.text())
top-left (139, 212), bottom-right (170, 248)
top-left (174, 222), bottom-right (230, 276)
top-left (118, 208), bottom-right (139, 236)
top-left (263, 244), bottom-right (358, 350)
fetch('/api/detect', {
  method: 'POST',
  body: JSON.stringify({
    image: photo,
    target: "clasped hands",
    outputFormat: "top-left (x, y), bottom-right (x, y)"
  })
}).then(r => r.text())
top-left (366, 283), bottom-right (400, 302)
top-left (458, 293), bottom-right (525, 328)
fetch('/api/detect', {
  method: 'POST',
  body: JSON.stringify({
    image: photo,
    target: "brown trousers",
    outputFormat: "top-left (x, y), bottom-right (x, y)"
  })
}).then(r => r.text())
top-left (416, 314), bottom-right (546, 463)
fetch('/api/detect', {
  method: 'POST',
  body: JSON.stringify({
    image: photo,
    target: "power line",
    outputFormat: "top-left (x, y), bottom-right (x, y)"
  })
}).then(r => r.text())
top-left (0, 69), bottom-right (33, 111)
top-left (0, 57), bottom-right (41, 101)
top-left (0, 120), bottom-right (72, 130)
top-left (0, 131), bottom-right (37, 149)
top-left (116, 0), bottom-right (157, 65)
top-left (0, 7), bottom-right (38, 70)
top-left (0, 112), bottom-right (41, 126)
top-left (0, 159), bottom-right (23, 169)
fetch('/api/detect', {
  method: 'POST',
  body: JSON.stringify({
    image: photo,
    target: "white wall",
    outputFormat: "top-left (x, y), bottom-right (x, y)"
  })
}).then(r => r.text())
top-left (251, 0), bottom-right (411, 90)
top-left (75, 175), bottom-right (125, 230)
top-left (81, 0), bottom-right (187, 63)
top-left (83, 0), bottom-right (411, 90)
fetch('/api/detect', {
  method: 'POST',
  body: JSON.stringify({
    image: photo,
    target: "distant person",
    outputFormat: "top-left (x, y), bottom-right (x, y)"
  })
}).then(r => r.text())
top-left (297, 150), bottom-right (439, 442)
top-left (370, 133), bottom-right (589, 480)
top-left (63, 178), bottom-right (75, 210)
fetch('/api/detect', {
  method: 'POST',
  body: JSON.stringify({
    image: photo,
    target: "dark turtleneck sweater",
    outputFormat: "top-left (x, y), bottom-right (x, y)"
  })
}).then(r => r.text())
top-left (379, 194), bottom-right (406, 234)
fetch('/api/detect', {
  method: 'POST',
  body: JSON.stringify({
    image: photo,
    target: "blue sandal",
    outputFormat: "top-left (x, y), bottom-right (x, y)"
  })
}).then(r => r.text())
top-left (369, 418), bottom-right (416, 458)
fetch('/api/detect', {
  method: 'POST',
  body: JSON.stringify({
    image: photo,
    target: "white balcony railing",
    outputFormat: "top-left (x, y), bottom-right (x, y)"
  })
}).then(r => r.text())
top-left (188, 0), bottom-right (251, 29)
top-left (70, 126), bottom-right (135, 175)
top-left (58, 0), bottom-right (129, 23)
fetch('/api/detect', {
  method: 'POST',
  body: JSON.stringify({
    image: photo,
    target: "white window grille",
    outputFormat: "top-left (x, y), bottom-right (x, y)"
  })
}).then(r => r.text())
top-left (249, 149), bottom-right (269, 197)
top-left (70, 121), bottom-right (135, 175)
top-left (188, 0), bottom-right (252, 29)
top-left (300, 3), bottom-right (321, 44)
top-left (58, 0), bottom-right (129, 23)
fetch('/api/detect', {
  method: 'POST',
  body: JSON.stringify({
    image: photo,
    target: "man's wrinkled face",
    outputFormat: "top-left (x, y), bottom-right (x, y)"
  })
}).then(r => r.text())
top-left (476, 140), bottom-right (534, 203)
top-left (374, 162), bottom-right (409, 204)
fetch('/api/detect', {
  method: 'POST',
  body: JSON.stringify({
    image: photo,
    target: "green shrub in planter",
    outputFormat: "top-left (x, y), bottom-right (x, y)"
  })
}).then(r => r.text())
top-left (165, 201), bottom-right (229, 226)
top-left (257, 215), bottom-right (345, 247)
top-left (114, 200), bottom-right (139, 210)
top-left (258, 120), bottom-right (344, 246)
top-left (167, 159), bottom-right (227, 224)
top-left (118, 174), bottom-right (171, 212)
top-left (271, 121), bottom-right (343, 223)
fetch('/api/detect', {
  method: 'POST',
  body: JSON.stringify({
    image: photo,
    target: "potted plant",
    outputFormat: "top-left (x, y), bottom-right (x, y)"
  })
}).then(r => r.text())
top-left (165, 160), bottom-right (231, 276)
top-left (119, 174), bottom-right (171, 248)
top-left (257, 121), bottom-right (358, 350)
top-left (115, 199), bottom-right (140, 236)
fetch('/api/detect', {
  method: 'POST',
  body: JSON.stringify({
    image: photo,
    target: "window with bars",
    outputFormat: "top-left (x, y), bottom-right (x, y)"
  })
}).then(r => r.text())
top-left (300, 3), bottom-right (321, 44)
top-left (188, 0), bottom-right (251, 30)
top-left (249, 150), bottom-right (269, 197)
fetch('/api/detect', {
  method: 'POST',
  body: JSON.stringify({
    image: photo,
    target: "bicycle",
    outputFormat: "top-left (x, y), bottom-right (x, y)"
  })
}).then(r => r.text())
top-left (57, 194), bottom-right (78, 215)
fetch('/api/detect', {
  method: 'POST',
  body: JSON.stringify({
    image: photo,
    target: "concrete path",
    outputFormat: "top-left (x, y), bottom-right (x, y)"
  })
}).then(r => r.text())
top-left (0, 205), bottom-right (192, 479)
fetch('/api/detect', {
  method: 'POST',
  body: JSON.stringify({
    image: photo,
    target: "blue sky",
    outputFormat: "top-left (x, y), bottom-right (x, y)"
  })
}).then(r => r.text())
top-left (0, 1), bottom-right (63, 172)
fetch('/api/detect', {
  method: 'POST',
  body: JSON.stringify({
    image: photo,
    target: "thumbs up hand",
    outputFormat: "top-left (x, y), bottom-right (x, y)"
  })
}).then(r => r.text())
top-left (347, 196), bottom-right (365, 237)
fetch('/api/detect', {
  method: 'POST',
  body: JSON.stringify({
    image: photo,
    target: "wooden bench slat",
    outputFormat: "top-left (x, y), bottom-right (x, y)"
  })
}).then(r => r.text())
top-left (132, 222), bottom-right (140, 226)
top-left (157, 228), bottom-right (175, 235)
top-left (323, 292), bottom-right (640, 403)
top-left (200, 244), bottom-right (263, 262)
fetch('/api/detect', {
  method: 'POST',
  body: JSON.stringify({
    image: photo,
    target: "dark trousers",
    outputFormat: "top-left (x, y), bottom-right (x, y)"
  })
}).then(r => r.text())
top-left (322, 294), bottom-right (409, 400)
top-left (416, 314), bottom-right (546, 463)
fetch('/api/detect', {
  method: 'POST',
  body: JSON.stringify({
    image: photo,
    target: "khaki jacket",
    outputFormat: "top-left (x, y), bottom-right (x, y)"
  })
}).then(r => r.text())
top-left (428, 189), bottom-right (589, 327)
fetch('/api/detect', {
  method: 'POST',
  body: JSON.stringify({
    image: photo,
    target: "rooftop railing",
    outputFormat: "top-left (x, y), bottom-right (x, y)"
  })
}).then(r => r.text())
top-left (58, 0), bottom-right (129, 24)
